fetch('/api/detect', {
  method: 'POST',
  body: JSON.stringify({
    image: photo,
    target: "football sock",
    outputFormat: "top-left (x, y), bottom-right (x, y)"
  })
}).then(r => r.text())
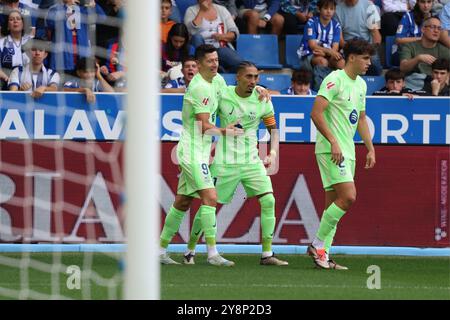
top-left (199, 205), bottom-right (218, 257)
top-left (316, 202), bottom-right (346, 245)
top-left (187, 210), bottom-right (203, 251)
top-left (324, 226), bottom-right (337, 253)
top-left (259, 194), bottom-right (276, 253)
top-left (160, 205), bottom-right (185, 249)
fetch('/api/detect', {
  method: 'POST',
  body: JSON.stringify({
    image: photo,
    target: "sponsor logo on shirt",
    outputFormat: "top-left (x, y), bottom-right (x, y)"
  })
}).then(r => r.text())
top-left (326, 82), bottom-right (335, 90)
top-left (349, 109), bottom-right (358, 125)
top-left (202, 97), bottom-right (209, 105)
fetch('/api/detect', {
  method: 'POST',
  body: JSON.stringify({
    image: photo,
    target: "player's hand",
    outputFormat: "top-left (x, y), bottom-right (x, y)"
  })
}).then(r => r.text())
top-left (330, 141), bottom-right (343, 165)
top-left (31, 86), bottom-right (46, 98)
top-left (255, 86), bottom-right (271, 102)
top-left (365, 150), bottom-right (376, 169)
top-left (225, 122), bottom-right (244, 136)
top-left (264, 150), bottom-right (278, 175)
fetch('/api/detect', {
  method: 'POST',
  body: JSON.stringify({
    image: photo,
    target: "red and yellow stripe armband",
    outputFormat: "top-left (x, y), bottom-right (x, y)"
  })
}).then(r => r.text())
top-left (263, 115), bottom-right (276, 127)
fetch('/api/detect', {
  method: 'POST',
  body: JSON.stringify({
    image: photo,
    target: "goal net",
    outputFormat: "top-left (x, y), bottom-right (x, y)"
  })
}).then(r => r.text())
top-left (0, 0), bottom-right (159, 300)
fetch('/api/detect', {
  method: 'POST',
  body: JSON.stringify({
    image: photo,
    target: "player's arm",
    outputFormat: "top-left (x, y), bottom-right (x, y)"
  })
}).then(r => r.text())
top-left (357, 111), bottom-right (376, 169)
top-left (310, 95), bottom-right (343, 165)
top-left (263, 115), bottom-right (278, 161)
top-left (195, 113), bottom-right (243, 136)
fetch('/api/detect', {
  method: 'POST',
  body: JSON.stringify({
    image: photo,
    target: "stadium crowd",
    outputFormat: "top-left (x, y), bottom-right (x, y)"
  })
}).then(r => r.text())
top-left (0, 0), bottom-right (448, 97)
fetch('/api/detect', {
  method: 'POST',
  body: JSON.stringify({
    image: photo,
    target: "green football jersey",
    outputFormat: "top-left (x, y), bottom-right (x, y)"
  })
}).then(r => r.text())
top-left (214, 86), bottom-right (274, 165)
top-left (315, 69), bottom-right (367, 160)
top-left (177, 73), bottom-right (226, 164)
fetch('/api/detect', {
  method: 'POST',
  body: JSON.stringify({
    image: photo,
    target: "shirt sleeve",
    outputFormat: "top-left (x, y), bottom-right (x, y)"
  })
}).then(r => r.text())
top-left (333, 20), bottom-right (341, 44)
top-left (366, 3), bottom-right (381, 30)
top-left (304, 18), bottom-right (317, 42)
top-left (262, 100), bottom-right (275, 119)
top-left (359, 80), bottom-right (367, 112)
top-left (396, 12), bottom-right (411, 38)
top-left (317, 72), bottom-right (340, 102)
top-left (188, 82), bottom-right (213, 115)
top-left (49, 71), bottom-right (60, 87)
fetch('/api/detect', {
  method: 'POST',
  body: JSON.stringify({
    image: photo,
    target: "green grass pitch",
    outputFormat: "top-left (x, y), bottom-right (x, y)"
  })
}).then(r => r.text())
top-left (0, 253), bottom-right (448, 299)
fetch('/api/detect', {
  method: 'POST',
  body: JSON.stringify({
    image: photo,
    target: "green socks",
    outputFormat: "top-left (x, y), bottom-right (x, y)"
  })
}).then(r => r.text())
top-left (259, 194), bottom-right (276, 253)
top-left (199, 205), bottom-right (217, 246)
top-left (187, 210), bottom-right (203, 251)
top-left (160, 206), bottom-right (185, 248)
top-left (316, 202), bottom-right (346, 244)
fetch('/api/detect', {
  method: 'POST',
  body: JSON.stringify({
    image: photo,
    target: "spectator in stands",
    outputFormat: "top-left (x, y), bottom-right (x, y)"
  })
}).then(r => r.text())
top-left (45, 0), bottom-right (106, 76)
top-left (399, 16), bottom-right (450, 90)
top-left (380, 0), bottom-right (414, 38)
top-left (185, 0), bottom-right (243, 72)
top-left (335, 0), bottom-right (383, 75)
top-left (298, 0), bottom-right (344, 72)
top-left (238, 0), bottom-right (285, 35)
top-left (63, 57), bottom-right (114, 103)
top-left (280, 68), bottom-right (316, 95)
top-left (161, 22), bottom-right (190, 88)
top-left (372, 67), bottom-right (416, 97)
top-left (397, 0), bottom-right (450, 47)
top-left (99, 36), bottom-right (126, 90)
top-left (8, 38), bottom-right (60, 98)
top-left (161, 56), bottom-right (198, 93)
top-left (421, 57), bottom-right (449, 95)
top-left (96, 0), bottom-right (124, 58)
top-left (161, 0), bottom-right (176, 44)
top-left (0, 0), bottom-right (36, 36)
top-left (279, 0), bottom-right (317, 34)
top-left (396, 0), bottom-right (434, 46)
top-left (0, 9), bottom-right (31, 89)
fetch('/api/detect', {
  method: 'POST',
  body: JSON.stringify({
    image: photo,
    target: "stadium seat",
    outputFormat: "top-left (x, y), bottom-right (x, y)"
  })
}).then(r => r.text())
top-left (385, 35), bottom-right (400, 68)
top-left (221, 73), bottom-right (237, 85)
top-left (362, 76), bottom-right (385, 95)
top-left (237, 34), bottom-right (283, 69)
top-left (285, 35), bottom-right (303, 69)
top-left (175, 0), bottom-right (197, 20)
top-left (258, 74), bottom-right (291, 92)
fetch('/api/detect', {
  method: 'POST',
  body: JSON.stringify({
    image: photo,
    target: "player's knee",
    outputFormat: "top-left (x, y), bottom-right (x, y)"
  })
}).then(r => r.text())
top-left (202, 194), bottom-right (217, 207)
top-left (259, 193), bottom-right (275, 211)
top-left (344, 193), bottom-right (357, 207)
top-left (174, 197), bottom-right (191, 211)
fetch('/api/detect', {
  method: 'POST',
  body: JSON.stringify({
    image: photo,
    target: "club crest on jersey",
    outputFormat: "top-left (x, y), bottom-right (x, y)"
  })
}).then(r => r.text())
top-left (326, 82), bottom-right (335, 90)
top-left (349, 109), bottom-right (358, 124)
top-left (202, 97), bottom-right (209, 105)
top-left (248, 111), bottom-right (256, 120)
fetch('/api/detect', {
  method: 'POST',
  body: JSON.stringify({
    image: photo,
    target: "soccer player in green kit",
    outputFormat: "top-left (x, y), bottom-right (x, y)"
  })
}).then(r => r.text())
top-left (308, 38), bottom-right (377, 270)
top-left (159, 44), bottom-right (243, 266)
top-left (183, 61), bottom-right (289, 266)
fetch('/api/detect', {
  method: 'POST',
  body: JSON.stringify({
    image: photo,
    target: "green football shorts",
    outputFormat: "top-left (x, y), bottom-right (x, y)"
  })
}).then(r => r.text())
top-left (177, 160), bottom-right (215, 197)
top-left (316, 153), bottom-right (356, 191)
top-left (210, 162), bottom-right (273, 204)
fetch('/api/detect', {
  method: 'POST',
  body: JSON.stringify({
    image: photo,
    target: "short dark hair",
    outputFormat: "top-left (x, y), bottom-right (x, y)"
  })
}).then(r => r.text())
top-left (182, 56), bottom-right (196, 67)
top-left (161, 0), bottom-right (172, 6)
top-left (236, 61), bottom-right (257, 73)
top-left (317, 0), bottom-right (336, 10)
top-left (76, 57), bottom-right (96, 72)
top-left (194, 44), bottom-right (217, 61)
top-left (291, 69), bottom-right (312, 85)
top-left (343, 38), bottom-right (376, 62)
top-left (384, 68), bottom-right (405, 82)
top-left (432, 58), bottom-right (450, 72)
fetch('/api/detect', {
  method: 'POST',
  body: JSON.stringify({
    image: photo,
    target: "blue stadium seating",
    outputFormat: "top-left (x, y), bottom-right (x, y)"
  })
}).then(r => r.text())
top-left (258, 74), bottom-right (291, 91)
top-left (175, 0), bottom-right (197, 20)
top-left (362, 75), bottom-right (385, 95)
top-left (237, 34), bottom-right (283, 69)
top-left (221, 73), bottom-right (237, 85)
top-left (285, 35), bottom-right (303, 69)
top-left (385, 35), bottom-right (400, 68)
